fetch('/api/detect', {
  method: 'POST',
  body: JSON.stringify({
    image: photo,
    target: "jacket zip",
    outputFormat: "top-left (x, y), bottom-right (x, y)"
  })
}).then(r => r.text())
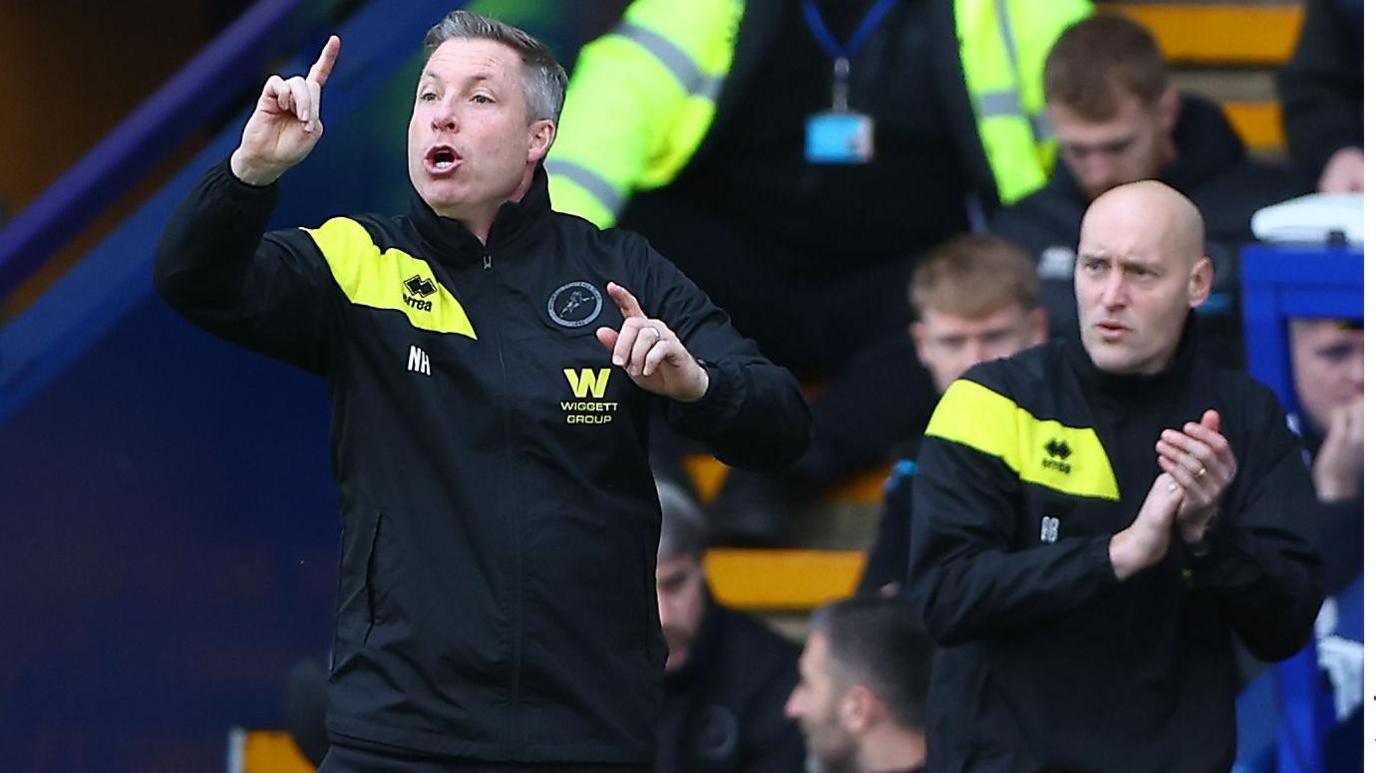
top-left (484, 248), bottom-right (525, 749)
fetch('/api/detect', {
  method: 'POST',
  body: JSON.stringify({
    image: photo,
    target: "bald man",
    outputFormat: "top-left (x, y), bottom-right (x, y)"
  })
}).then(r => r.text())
top-left (908, 181), bottom-right (1323, 772)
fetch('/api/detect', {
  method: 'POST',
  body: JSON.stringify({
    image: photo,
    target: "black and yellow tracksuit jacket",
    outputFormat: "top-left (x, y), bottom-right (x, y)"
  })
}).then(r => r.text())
top-left (909, 323), bottom-right (1323, 772)
top-left (154, 160), bottom-right (811, 764)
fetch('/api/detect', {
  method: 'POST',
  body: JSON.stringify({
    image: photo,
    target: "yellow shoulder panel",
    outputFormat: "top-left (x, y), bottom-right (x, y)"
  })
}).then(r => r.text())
top-left (304, 217), bottom-right (476, 340)
top-left (926, 379), bottom-right (1120, 501)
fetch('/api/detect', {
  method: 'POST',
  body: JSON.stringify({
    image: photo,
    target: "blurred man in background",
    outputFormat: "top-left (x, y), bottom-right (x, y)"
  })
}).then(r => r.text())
top-left (785, 594), bottom-right (933, 773)
top-left (1288, 318), bottom-right (1363, 591)
top-left (1278, 0), bottom-right (1364, 193)
top-left (1286, 316), bottom-right (1364, 769)
top-left (994, 13), bottom-right (1306, 369)
top-left (654, 480), bottom-right (806, 772)
top-left (858, 234), bottom-right (1046, 592)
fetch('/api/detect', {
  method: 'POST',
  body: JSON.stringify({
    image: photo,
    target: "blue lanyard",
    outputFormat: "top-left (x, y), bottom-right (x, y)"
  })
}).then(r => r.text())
top-left (801, 0), bottom-right (899, 62)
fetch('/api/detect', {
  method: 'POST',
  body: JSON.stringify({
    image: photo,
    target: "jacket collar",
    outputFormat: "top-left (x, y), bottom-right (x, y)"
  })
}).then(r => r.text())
top-left (1068, 311), bottom-right (1200, 401)
top-left (1158, 94), bottom-right (1245, 191)
top-left (408, 165), bottom-right (552, 264)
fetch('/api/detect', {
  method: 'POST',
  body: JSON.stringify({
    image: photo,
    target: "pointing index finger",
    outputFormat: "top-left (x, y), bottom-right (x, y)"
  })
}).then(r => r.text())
top-left (308, 35), bottom-right (341, 88)
top-left (607, 282), bottom-right (645, 320)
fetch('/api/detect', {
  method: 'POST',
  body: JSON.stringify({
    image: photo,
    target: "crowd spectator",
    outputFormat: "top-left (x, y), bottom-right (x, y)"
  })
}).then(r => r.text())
top-left (654, 481), bottom-right (806, 773)
top-left (1287, 318), bottom-right (1363, 595)
top-left (858, 234), bottom-right (1047, 591)
top-left (1278, 0), bottom-right (1364, 193)
top-left (1287, 316), bottom-right (1364, 770)
top-left (785, 594), bottom-right (933, 773)
top-left (994, 13), bottom-right (1307, 369)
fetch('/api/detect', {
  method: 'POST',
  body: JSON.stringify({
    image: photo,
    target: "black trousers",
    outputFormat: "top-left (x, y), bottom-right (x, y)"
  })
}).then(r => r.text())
top-left (318, 744), bottom-right (651, 773)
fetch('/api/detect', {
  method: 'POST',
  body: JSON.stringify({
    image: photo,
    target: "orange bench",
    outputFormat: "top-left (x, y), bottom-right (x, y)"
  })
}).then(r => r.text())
top-left (1101, 3), bottom-right (1304, 154)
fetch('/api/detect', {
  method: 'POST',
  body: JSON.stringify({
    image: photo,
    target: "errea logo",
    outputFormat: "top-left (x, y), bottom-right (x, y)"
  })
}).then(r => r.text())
top-left (1042, 439), bottom-right (1072, 474)
top-left (404, 274), bottom-right (437, 312)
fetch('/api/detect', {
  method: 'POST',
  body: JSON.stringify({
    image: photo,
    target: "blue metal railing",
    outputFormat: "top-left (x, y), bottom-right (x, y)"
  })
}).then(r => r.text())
top-left (0, 0), bottom-right (346, 300)
top-left (0, 0), bottom-right (469, 423)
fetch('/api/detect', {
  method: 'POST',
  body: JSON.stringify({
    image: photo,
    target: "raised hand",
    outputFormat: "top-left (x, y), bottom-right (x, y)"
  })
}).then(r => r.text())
top-left (230, 35), bottom-right (341, 186)
top-left (1318, 147), bottom-right (1364, 194)
top-left (1155, 409), bottom-right (1237, 543)
top-left (1313, 397), bottom-right (1363, 502)
top-left (595, 282), bottom-right (708, 402)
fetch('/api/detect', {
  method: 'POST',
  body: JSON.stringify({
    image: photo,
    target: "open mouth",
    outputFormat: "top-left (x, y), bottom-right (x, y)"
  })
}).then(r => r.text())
top-left (1096, 320), bottom-right (1129, 337)
top-left (424, 145), bottom-right (461, 174)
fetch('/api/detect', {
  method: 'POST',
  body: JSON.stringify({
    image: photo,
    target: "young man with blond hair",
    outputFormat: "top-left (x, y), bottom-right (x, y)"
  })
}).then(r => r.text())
top-left (860, 234), bottom-right (1046, 591)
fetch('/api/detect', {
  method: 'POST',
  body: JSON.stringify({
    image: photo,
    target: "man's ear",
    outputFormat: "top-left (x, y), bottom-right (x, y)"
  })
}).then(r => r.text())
top-left (1029, 307), bottom-right (1049, 346)
top-left (528, 119), bottom-right (556, 163)
top-left (1155, 85), bottom-right (1182, 134)
top-left (910, 321), bottom-right (927, 366)
top-left (1187, 256), bottom-right (1214, 309)
top-left (839, 685), bottom-right (879, 735)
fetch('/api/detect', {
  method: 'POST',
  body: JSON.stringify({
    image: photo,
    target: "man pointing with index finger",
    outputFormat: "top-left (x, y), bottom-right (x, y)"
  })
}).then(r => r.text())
top-left (231, 35), bottom-right (339, 184)
top-left (597, 281), bottom-right (710, 402)
top-left (155, 10), bottom-right (810, 772)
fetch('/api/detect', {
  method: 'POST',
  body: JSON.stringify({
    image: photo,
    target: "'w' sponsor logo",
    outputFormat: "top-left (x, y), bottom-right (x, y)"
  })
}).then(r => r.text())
top-left (563, 368), bottom-right (610, 399)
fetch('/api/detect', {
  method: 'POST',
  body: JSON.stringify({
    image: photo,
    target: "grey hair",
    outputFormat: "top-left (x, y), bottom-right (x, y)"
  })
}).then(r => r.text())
top-left (422, 10), bottom-right (568, 124)
top-left (657, 480), bottom-right (707, 560)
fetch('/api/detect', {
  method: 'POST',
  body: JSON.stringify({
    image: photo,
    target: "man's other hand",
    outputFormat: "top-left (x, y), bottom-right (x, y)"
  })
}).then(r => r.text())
top-left (1110, 473), bottom-right (1183, 580)
top-left (596, 282), bottom-right (709, 402)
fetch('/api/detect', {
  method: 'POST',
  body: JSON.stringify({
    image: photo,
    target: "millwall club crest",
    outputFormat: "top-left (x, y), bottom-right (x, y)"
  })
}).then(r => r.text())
top-left (547, 281), bottom-right (603, 328)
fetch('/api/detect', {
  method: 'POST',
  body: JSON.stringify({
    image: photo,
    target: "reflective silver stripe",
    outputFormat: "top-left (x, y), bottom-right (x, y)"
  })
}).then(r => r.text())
top-left (1032, 111), bottom-right (1053, 143)
top-left (979, 91), bottom-right (1050, 143)
top-left (994, 0), bottom-right (1024, 96)
top-left (613, 22), bottom-right (702, 94)
top-left (694, 74), bottom-right (725, 101)
top-left (546, 160), bottom-right (625, 216)
top-left (979, 89), bottom-right (1022, 118)
top-left (991, 0), bottom-right (1048, 141)
top-left (964, 191), bottom-right (990, 234)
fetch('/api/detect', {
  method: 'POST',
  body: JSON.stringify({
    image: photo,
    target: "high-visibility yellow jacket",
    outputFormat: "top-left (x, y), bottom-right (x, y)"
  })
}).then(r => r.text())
top-left (548, 0), bottom-right (1092, 227)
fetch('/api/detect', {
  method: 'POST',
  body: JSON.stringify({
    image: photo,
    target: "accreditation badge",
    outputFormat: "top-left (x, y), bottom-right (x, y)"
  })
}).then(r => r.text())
top-left (804, 111), bottom-right (875, 165)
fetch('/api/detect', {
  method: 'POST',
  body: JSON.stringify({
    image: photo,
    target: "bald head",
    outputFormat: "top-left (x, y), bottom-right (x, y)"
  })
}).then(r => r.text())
top-left (1084, 180), bottom-right (1204, 269)
top-left (1075, 181), bottom-right (1213, 375)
